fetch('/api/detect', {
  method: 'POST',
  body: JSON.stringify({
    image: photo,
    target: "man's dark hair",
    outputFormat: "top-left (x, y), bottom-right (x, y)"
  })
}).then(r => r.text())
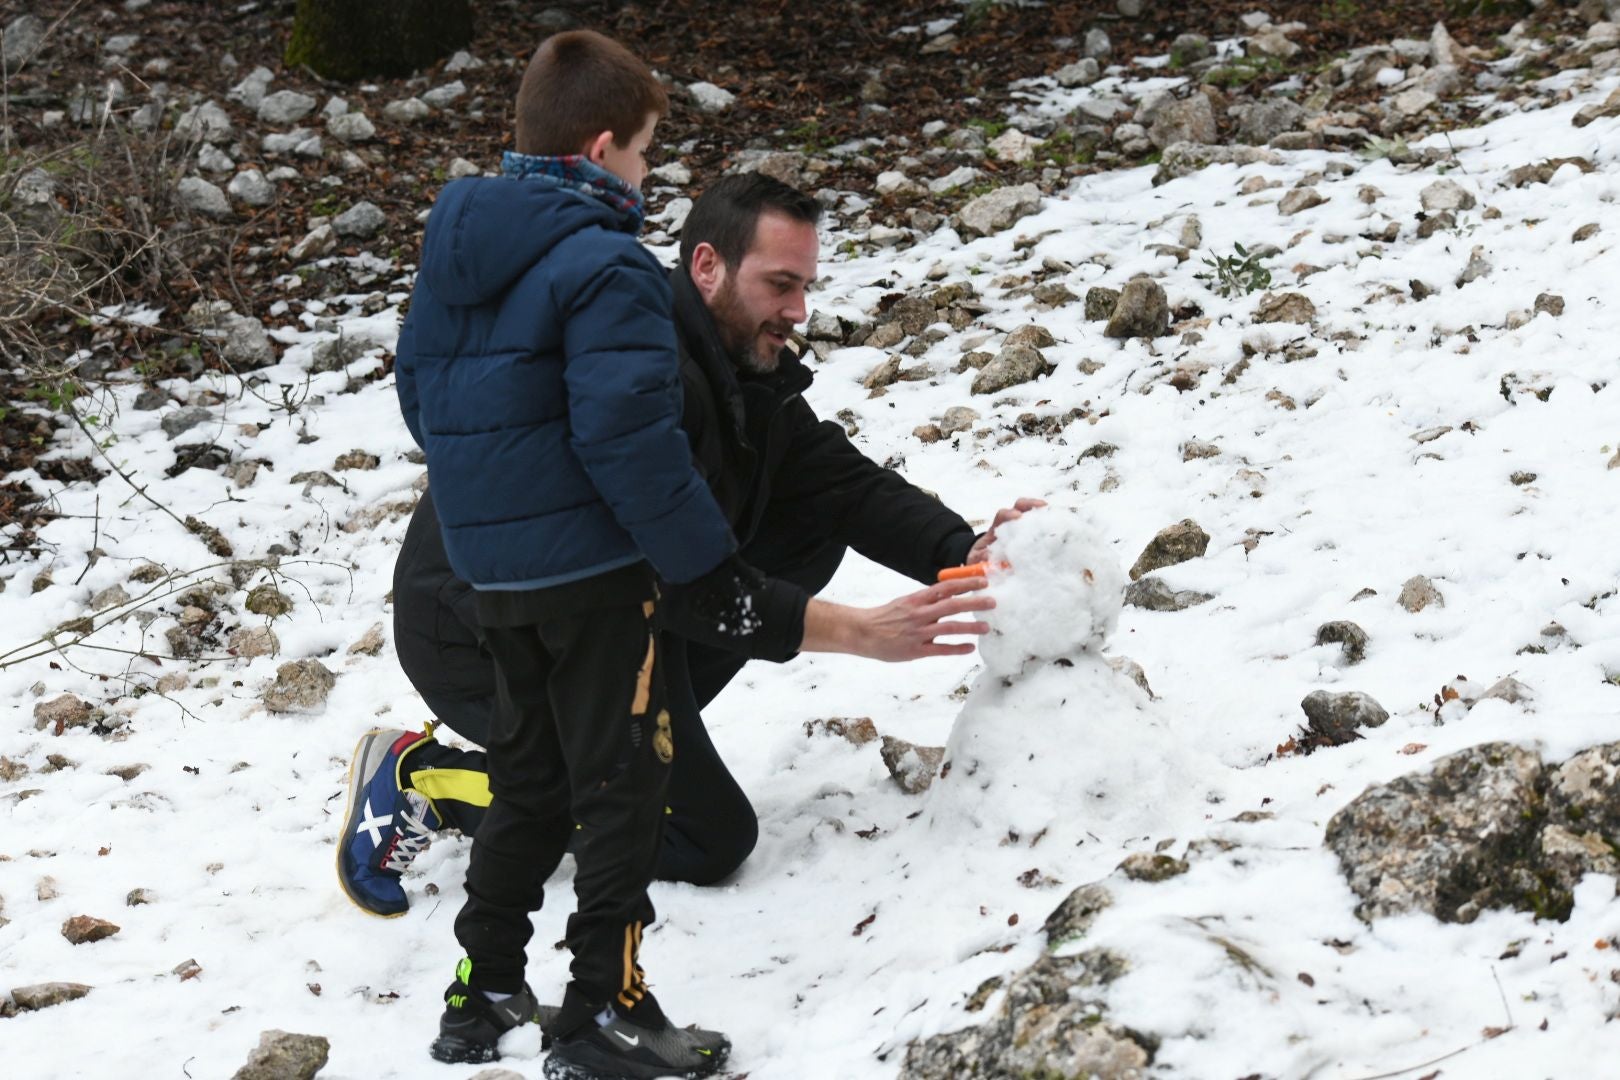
top-left (514, 30), bottom-right (669, 156)
top-left (679, 174), bottom-right (823, 271)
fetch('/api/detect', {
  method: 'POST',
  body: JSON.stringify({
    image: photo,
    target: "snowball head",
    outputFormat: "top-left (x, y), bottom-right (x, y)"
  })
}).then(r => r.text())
top-left (976, 507), bottom-right (1125, 676)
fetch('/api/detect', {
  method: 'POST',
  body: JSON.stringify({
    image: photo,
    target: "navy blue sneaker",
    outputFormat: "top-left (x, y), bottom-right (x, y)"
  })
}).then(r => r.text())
top-left (336, 729), bottom-right (441, 917)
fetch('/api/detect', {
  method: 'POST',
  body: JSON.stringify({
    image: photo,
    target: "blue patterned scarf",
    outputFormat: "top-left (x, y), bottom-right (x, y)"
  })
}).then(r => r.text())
top-left (501, 151), bottom-right (645, 232)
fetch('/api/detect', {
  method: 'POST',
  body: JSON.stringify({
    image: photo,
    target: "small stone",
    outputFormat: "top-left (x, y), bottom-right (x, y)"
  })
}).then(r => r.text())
top-left (1031, 282), bottom-right (1077, 308)
top-left (1533, 293), bottom-right (1564, 318)
top-left (231, 1030), bottom-right (330, 1080)
top-left (862, 355), bottom-right (902, 390)
top-left (333, 201), bottom-right (386, 240)
top-left (245, 584), bottom-right (294, 617)
top-left (1054, 58), bottom-right (1101, 87)
top-left (90, 584), bottom-right (130, 612)
top-left (879, 736), bottom-right (945, 794)
top-left (263, 660), bottom-right (336, 714)
top-left (288, 225), bottom-right (337, 261)
top-left (1104, 278), bottom-right (1170, 340)
top-left (1481, 677), bottom-right (1533, 706)
top-left (61, 915), bottom-right (120, 944)
top-left (1124, 577), bottom-right (1213, 611)
top-left (913, 424), bottom-right (943, 444)
top-left (1118, 852), bottom-right (1189, 882)
top-left (257, 90), bottom-right (317, 126)
top-left (1398, 575), bottom-right (1444, 612)
top-left (1316, 621), bottom-right (1369, 664)
top-left (177, 177), bottom-right (230, 218)
top-left (1129, 519), bottom-right (1210, 581)
top-left (1572, 87), bottom-right (1620, 128)
top-left (227, 67), bottom-right (273, 109)
top-left (127, 888), bottom-right (157, 906)
top-left (465, 1072), bottom-right (527, 1080)
top-left (226, 169), bottom-right (274, 208)
top-left (987, 129), bottom-right (1041, 163)
top-left (1180, 439), bottom-right (1220, 461)
top-left (1573, 223), bottom-right (1600, 243)
top-left (445, 49), bottom-right (483, 73)
top-left (1391, 88), bottom-right (1439, 117)
top-left (347, 623), bottom-right (385, 656)
top-left (9, 983), bottom-right (91, 1012)
top-left (1420, 179), bottom-right (1476, 212)
top-left (687, 81), bottom-right (736, 113)
top-left (1253, 292), bottom-right (1315, 324)
top-left (228, 626), bottom-right (279, 659)
top-left (1084, 286), bottom-right (1121, 322)
top-left (971, 345), bottom-right (1052, 395)
top-left (939, 407), bottom-right (980, 436)
top-left (333, 449), bottom-right (380, 471)
top-left (1301, 690), bottom-right (1389, 744)
top-left (382, 97), bottom-right (431, 123)
top-left (197, 144), bottom-right (234, 173)
top-left (175, 100), bottom-right (232, 143)
top-left (956, 184), bottom-right (1043, 239)
top-left (33, 694), bottom-right (92, 732)
top-left (1084, 28), bottom-right (1112, 59)
top-left (649, 161), bottom-right (691, 185)
top-left (421, 81), bottom-right (465, 108)
top-left (1455, 246), bottom-right (1492, 288)
top-left (1278, 187), bottom-right (1326, 216)
top-left (1148, 94), bottom-right (1217, 149)
top-left (327, 111), bottom-right (375, 143)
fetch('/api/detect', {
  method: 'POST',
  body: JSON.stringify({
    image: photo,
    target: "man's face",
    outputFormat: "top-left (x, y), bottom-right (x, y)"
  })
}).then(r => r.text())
top-left (697, 212), bottom-right (819, 373)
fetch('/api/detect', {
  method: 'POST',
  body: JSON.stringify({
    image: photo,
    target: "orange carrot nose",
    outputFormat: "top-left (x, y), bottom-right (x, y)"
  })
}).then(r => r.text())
top-left (936, 560), bottom-right (1010, 582)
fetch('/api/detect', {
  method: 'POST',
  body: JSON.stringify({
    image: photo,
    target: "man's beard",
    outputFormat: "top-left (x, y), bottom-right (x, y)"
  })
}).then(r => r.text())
top-left (711, 277), bottom-right (791, 374)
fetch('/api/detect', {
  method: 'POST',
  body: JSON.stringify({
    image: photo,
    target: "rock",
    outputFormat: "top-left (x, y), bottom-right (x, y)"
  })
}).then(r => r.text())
top-left (421, 81), bottom-right (465, 108)
top-left (913, 424), bottom-right (943, 444)
top-left (649, 161), bottom-right (690, 185)
top-left (445, 49), bottom-right (484, 73)
top-left (218, 315), bottom-right (274, 367)
top-left (879, 736), bottom-right (945, 794)
top-left (1129, 519), bottom-right (1209, 581)
top-left (938, 406), bottom-right (979, 436)
top-left (61, 915), bottom-right (120, 944)
top-left (127, 888), bottom-right (157, 906)
top-left (874, 170), bottom-right (923, 198)
top-left (382, 97), bottom-right (431, 123)
top-left (1455, 246), bottom-right (1491, 288)
top-left (1534, 293), bottom-right (1564, 318)
top-left (1326, 743), bottom-right (1556, 922)
top-left (1420, 179), bottom-right (1476, 212)
top-left (1398, 575), bottom-right (1444, 612)
top-left (1180, 439), bottom-right (1220, 461)
top-left (347, 623), bottom-right (385, 656)
top-left (1148, 94), bottom-right (1217, 149)
top-left (175, 100), bottom-right (232, 143)
top-left (333, 201), bottom-right (386, 240)
top-left (1004, 325), bottom-right (1056, 349)
top-left (160, 405), bottom-right (212, 440)
top-left (1315, 621), bottom-right (1369, 663)
top-left (232, 1030), bottom-right (330, 1080)
top-left (1301, 690), bottom-right (1388, 745)
top-left (1084, 28), bottom-right (1112, 60)
top-left (227, 67), bottom-right (274, 109)
top-left (971, 345), bottom-right (1051, 396)
top-left (1573, 222), bottom-right (1600, 243)
top-left (956, 184), bottom-right (1042, 239)
top-left (862, 355), bottom-right (901, 390)
top-left (257, 90), bottom-right (317, 126)
top-left (988, 129), bottom-right (1041, 163)
top-left (288, 225), bottom-right (337, 261)
top-left (228, 626), bottom-right (279, 659)
top-left (1572, 87), bottom-right (1620, 128)
top-left (311, 333), bottom-right (375, 372)
top-left (1253, 292), bottom-right (1315, 324)
top-left (1112, 122), bottom-right (1152, 156)
top-left (1031, 282), bottom-right (1077, 308)
top-left (3, 14), bottom-right (46, 68)
top-left (1124, 577), bottom-right (1212, 611)
top-left (177, 177), bottom-right (230, 219)
top-left (327, 111), bottom-right (375, 143)
top-left (1249, 27), bottom-right (1301, 60)
top-left (1171, 32), bottom-right (1212, 64)
top-left (1416, 211), bottom-right (1455, 240)
top-left (1084, 286), bottom-right (1121, 322)
top-left (263, 660), bottom-right (336, 714)
top-left (197, 144), bottom-right (234, 174)
top-left (333, 449), bottom-right (380, 471)
top-left (91, 584), bottom-right (130, 611)
top-left (1430, 21), bottom-right (1459, 66)
top-left (226, 169), bottom-right (274, 207)
top-left (1154, 142), bottom-right (1280, 184)
top-left (1234, 98), bottom-right (1306, 144)
top-left (1391, 87), bottom-right (1438, 118)
top-left (1506, 157), bottom-right (1595, 187)
top-left (1118, 852), bottom-right (1189, 882)
top-left (9, 983), bottom-right (91, 1012)
top-left (1103, 278), bottom-right (1169, 340)
top-left (1278, 186), bottom-right (1326, 216)
top-left (1055, 58), bottom-right (1101, 87)
top-left (33, 694), bottom-right (92, 732)
top-left (466, 1072), bottom-right (526, 1080)
top-left (245, 585), bottom-right (293, 617)
top-left (687, 81), bottom-right (735, 113)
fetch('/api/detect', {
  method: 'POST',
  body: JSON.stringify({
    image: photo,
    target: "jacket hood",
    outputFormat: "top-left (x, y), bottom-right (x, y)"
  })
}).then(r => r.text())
top-left (418, 177), bottom-right (632, 306)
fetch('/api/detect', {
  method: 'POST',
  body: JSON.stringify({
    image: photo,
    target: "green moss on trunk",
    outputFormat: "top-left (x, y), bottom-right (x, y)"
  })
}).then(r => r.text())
top-left (285, 0), bottom-right (473, 82)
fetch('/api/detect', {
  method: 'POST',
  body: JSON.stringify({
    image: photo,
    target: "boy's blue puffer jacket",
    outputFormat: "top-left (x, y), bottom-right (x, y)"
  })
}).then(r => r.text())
top-left (394, 177), bottom-right (735, 589)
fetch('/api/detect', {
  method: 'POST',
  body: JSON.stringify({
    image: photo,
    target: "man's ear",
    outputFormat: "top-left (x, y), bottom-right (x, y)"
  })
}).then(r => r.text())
top-left (689, 241), bottom-right (726, 302)
top-left (584, 129), bottom-right (615, 165)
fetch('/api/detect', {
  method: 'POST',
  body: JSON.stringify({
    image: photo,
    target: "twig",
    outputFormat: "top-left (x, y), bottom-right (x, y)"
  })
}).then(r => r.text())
top-left (62, 398), bottom-right (195, 533)
top-left (1344, 1042), bottom-right (1474, 1080)
top-left (1491, 963), bottom-right (1513, 1031)
top-left (71, 492), bottom-right (100, 586)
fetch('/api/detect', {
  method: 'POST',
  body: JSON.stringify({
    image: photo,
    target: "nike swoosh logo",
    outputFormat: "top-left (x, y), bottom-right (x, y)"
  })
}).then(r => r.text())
top-left (613, 1030), bottom-right (641, 1047)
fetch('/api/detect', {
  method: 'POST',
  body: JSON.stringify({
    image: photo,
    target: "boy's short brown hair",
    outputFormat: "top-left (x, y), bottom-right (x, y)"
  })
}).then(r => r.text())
top-left (514, 30), bottom-right (669, 156)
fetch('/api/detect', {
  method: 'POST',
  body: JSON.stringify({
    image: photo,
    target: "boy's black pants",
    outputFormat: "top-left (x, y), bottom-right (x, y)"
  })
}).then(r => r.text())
top-left (454, 565), bottom-right (669, 1013)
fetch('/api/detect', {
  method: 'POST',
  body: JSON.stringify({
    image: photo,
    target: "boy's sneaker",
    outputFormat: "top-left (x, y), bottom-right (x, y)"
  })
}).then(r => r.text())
top-left (429, 960), bottom-right (541, 1064)
top-left (336, 728), bottom-right (441, 917)
top-left (537, 1004), bottom-right (729, 1062)
top-left (543, 1010), bottom-right (728, 1080)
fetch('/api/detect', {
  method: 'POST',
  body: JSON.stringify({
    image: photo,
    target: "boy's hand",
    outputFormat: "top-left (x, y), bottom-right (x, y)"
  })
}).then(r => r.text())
top-left (846, 576), bottom-right (995, 662)
top-left (965, 497), bottom-right (1047, 567)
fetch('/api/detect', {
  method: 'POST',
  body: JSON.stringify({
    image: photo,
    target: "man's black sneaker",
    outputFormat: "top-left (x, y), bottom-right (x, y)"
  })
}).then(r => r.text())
top-left (543, 1010), bottom-right (728, 1080)
top-left (427, 959), bottom-right (541, 1064)
top-left (537, 1004), bottom-right (730, 1061)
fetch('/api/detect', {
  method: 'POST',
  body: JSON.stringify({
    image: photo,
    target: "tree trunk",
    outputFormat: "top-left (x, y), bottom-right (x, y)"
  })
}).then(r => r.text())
top-left (285, 0), bottom-right (473, 82)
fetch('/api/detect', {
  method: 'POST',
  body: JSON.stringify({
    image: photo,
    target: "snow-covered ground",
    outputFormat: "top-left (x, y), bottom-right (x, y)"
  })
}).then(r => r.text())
top-left (3, 65), bottom-right (1620, 1080)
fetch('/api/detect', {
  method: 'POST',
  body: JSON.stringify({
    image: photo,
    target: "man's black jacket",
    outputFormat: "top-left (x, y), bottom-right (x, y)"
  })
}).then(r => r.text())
top-left (393, 266), bottom-right (977, 695)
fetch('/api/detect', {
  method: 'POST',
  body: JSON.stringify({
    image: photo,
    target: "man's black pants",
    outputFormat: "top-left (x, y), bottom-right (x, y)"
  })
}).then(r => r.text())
top-left (454, 567), bottom-right (668, 1007)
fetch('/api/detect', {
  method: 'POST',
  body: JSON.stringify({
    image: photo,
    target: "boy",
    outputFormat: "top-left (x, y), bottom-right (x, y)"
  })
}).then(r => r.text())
top-left (390, 28), bottom-right (739, 1079)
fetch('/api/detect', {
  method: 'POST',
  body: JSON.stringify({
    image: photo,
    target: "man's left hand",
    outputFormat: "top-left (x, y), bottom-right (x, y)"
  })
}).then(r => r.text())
top-left (966, 497), bottom-right (1047, 566)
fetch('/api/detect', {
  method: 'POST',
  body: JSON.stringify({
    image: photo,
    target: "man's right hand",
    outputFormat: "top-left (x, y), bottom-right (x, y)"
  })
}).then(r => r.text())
top-left (801, 576), bottom-right (994, 662)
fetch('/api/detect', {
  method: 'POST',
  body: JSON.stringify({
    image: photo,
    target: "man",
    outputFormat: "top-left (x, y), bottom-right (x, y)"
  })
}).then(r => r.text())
top-left (338, 174), bottom-right (1041, 919)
